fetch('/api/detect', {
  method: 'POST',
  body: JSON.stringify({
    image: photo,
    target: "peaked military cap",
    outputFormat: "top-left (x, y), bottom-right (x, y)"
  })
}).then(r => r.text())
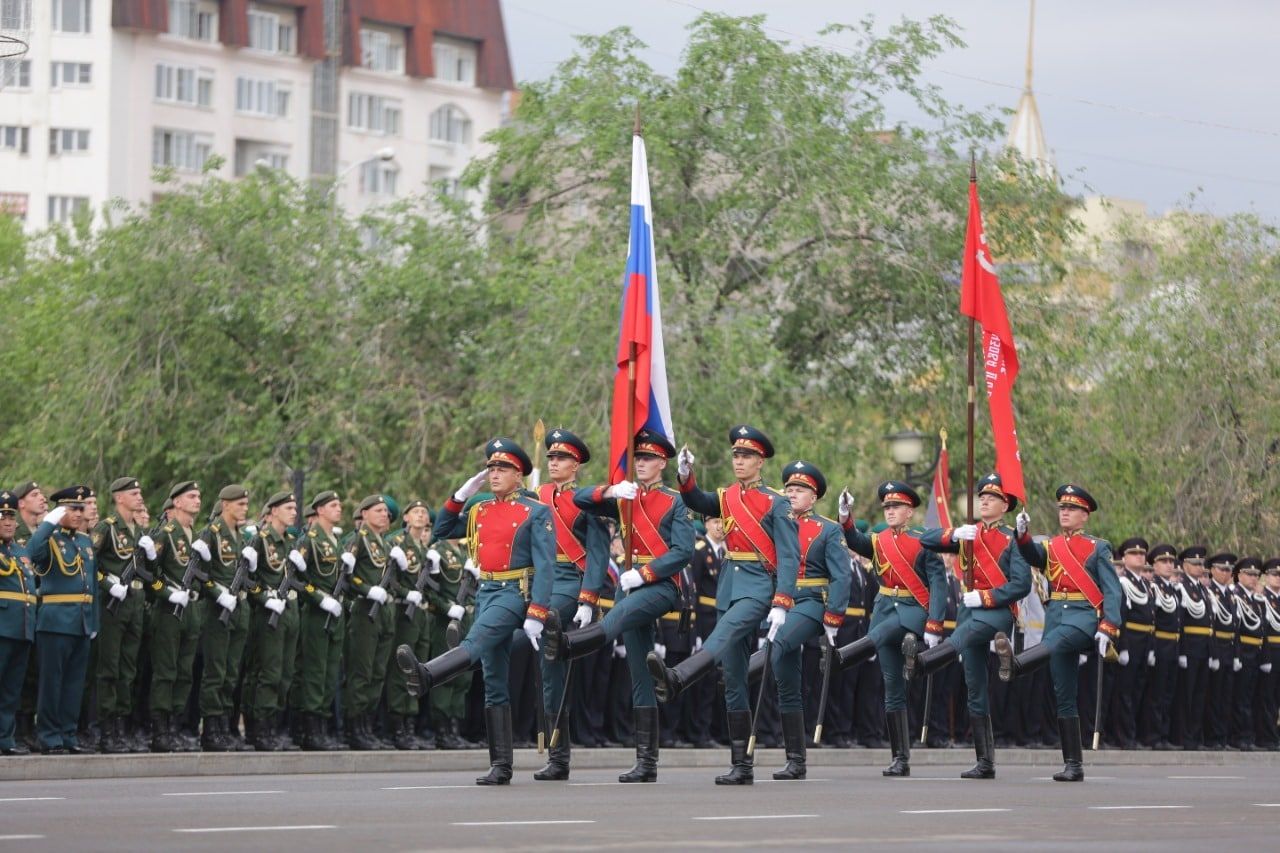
top-left (50, 485), bottom-right (92, 507)
top-left (728, 424), bottom-right (774, 458)
top-left (1055, 484), bottom-right (1098, 513)
top-left (633, 428), bottom-right (677, 459)
top-left (310, 490), bottom-right (340, 511)
top-left (1118, 537), bottom-right (1149, 556)
top-left (977, 472), bottom-right (1019, 513)
top-left (110, 477), bottom-right (140, 493)
top-left (0, 490), bottom-right (17, 514)
top-left (12, 481), bottom-right (39, 499)
top-left (544, 428), bottom-right (590, 463)
top-left (485, 437), bottom-right (533, 475)
top-left (1178, 545), bottom-right (1207, 564)
top-left (357, 494), bottom-right (387, 513)
top-left (264, 491), bottom-right (295, 510)
top-left (783, 460), bottom-right (828, 498)
top-left (218, 484), bottom-right (249, 502)
top-left (1147, 543), bottom-right (1177, 564)
top-left (1207, 552), bottom-right (1237, 570)
top-left (1262, 558), bottom-right (1280, 575)
top-left (878, 480), bottom-right (921, 508)
top-left (1235, 557), bottom-right (1262, 576)
top-left (168, 480), bottom-right (199, 500)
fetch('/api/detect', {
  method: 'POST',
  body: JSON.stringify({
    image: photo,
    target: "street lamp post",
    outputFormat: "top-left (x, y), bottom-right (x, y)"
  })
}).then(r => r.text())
top-left (884, 429), bottom-right (941, 488)
top-left (278, 442), bottom-right (323, 521)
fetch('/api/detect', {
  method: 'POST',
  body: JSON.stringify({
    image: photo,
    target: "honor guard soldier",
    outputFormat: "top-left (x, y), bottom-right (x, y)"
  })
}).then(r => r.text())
top-left (530, 428), bottom-right (610, 780)
top-left (385, 499), bottom-right (442, 750)
top-left (1171, 545), bottom-right (1211, 749)
top-left (828, 481), bottom-right (947, 777)
top-left (0, 490), bottom-right (36, 755)
top-left (1230, 557), bottom-right (1266, 750)
top-left (543, 428), bottom-right (692, 783)
top-left (908, 473), bottom-right (1031, 778)
top-left (29, 486), bottom-right (99, 753)
top-left (1258, 559), bottom-right (1280, 750)
top-left (397, 438), bottom-right (556, 785)
top-left (293, 490), bottom-right (347, 751)
top-left (1141, 544), bottom-right (1182, 749)
top-left (10, 481), bottom-right (44, 751)
top-left (993, 484), bottom-right (1121, 781)
top-left (92, 477), bottom-right (155, 753)
top-left (1204, 552), bottom-right (1238, 750)
top-left (1111, 537), bottom-right (1156, 750)
top-left (343, 494), bottom-right (402, 751)
top-left (646, 425), bottom-right (800, 785)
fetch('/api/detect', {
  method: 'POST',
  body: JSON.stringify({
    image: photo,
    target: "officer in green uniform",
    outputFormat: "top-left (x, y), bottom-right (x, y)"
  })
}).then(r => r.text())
top-left (293, 491), bottom-right (347, 751)
top-left (242, 491), bottom-right (305, 750)
top-left (424, 536), bottom-right (472, 748)
top-left (196, 484), bottom-right (257, 751)
top-left (11, 480), bottom-right (44, 751)
top-left (0, 490), bottom-right (37, 755)
top-left (29, 486), bottom-right (99, 753)
top-left (91, 477), bottom-right (155, 753)
top-left (385, 499), bottom-right (440, 749)
top-left (343, 494), bottom-right (399, 750)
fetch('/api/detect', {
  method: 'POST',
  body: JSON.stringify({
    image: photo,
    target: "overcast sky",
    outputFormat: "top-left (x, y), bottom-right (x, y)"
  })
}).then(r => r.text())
top-left (501, 0), bottom-right (1280, 220)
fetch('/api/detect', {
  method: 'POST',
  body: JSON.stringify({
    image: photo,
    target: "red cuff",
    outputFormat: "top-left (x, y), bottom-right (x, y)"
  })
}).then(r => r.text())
top-left (925, 619), bottom-right (944, 635)
top-left (1098, 619), bottom-right (1120, 640)
top-left (525, 603), bottom-right (549, 622)
top-left (823, 610), bottom-right (844, 628)
top-left (639, 566), bottom-right (658, 584)
top-left (444, 497), bottom-right (465, 515)
top-left (577, 589), bottom-right (600, 606)
top-left (678, 472), bottom-right (697, 493)
top-left (941, 528), bottom-right (954, 547)
top-left (1016, 531), bottom-right (1032, 546)
top-left (841, 517), bottom-right (855, 531)
top-left (591, 485), bottom-right (608, 503)
top-left (771, 593), bottom-right (794, 610)
top-left (979, 589), bottom-right (995, 609)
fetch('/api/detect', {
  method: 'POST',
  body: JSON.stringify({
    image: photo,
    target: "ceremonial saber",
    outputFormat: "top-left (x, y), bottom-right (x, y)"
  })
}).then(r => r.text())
top-left (920, 672), bottom-right (935, 744)
top-left (747, 637), bottom-right (773, 756)
top-left (813, 634), bottom-right (834, 745)
top-left (550, 656), bottom-right (574, 749)
top-left (1092, 650), bottom-right (1105, 751)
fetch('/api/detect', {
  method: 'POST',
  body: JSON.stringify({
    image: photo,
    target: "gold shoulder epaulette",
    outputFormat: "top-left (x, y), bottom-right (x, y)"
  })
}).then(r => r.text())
top-left (163, 523), bottom-right (175, 533)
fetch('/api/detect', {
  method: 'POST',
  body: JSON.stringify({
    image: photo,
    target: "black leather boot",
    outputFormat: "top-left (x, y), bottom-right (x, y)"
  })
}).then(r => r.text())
top-left (150, 712), bottom-right (174, 753)
top-left (347, 714), bottom-right (376, 750)
top-left (250, 716), bottom-right (278, 751)
top-left (1053, 716), bottom-right (1084, 782)
top-left (397, 644), bottom-right (473, 697)
top-left (882, 709), bottom-right (911, 777)
top-left (619, 706), bottom-right (658, 783)
top-left (715, 710), bottom-right (754, 785)
top-left (390, 714), bottom-right (418, 750)
top-left (476, 705), bottom-right (514, 786)
top-left (649, 649), bottom-right (716, 703)
top-left (201, 716), bottom-right (230, 752)
top-left (547, 619), bottom-right (608, 663)
top-left (961, 714), bottom-right (995, 779)
top-left (772, 710), bottom-right (807, 780)
top-left (533, 707), bottom-right (570, 780)
top-left (228, 714), bottom-right (254, 751)
top-left (994, 632), bottom-right (1052, 682)
top-left (100, 716), bottom-right (128, 754)
top-left (915, 639), bottom-right (958, 680)
top-left (831, 636), bottom-right (877, 673)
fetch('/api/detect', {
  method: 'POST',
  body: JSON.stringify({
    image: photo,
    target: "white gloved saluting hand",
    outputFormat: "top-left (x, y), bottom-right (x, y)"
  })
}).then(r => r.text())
top-left (677, 446), bottom-right (695, 479)
top-left (454, 469), bottom-right (489, 503)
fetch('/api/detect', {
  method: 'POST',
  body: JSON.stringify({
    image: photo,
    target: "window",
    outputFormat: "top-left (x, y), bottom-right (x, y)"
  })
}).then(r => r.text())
top-left (152, 128), bottom-right (213, 172)
top-left (359, 159), bottom-right (397, 196)
top-left (0, 59), bottom-right (31, 90)
top-left (360, 27), bottom-right (404, 73)
top-left (52, 0), bottom-right (90, 33)
top-left (0, 192), bottom-right (28, 221)
top-left (2, 0), bottom-right (28, 29)
top-left (0, 125), bottom-right (30, 154)
top-left (248, 5), bottom-right (295, 55)
top-left (233, 139), bottom-right (289, 176)
top-left (347, 92), bottom-right (400, 135)
top-left (51, 61), bottom-right (92, 87)
top-left (235, 76), bottom-right (290, 118)
top-left (155, 63), bottom-right (214, 107)
top-left (429, 104), bottom-right (471, 145)
top-left (168, 0), bottom-right (217, 41)
top-left (432, 37), bottom-right (476, 85)
top-left (49, 128), bottom-right (90, 155)
top-left (429, 166), bottom-right (460, 198)
top-left (48, 195), bottom-right (89, 224)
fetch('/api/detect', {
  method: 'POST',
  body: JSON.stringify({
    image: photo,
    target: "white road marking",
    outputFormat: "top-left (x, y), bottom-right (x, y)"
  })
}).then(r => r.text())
top-left (0, 835), bottom-right (45, 841)
top-left (0, 797), bottom-right (64, 802)
top-left (1253, 803), bottom-right (1280, 807)
top-left (567, 781), bottom-right (663, 787)
top-left (902, 808), bottom-right (1011, 815)
top-left (755, 778), bottom-right (831, 784)
top-left (453, 820), bottom-right (596, 827)
top-left (1032, 776), bottom-right (1115, 781)
top-left (692, 814), bottom-right (818, 821)
top-left (382, 785), bottom-right (475, 790)
top-left (1168, 775), bottom-right (1243, 780)
top-left (1089, 805), bottom-right (1190, 811)
top-left (164, 790), bottom-right (284, 797)
top-left (173, 825), bottom-right (335, 834)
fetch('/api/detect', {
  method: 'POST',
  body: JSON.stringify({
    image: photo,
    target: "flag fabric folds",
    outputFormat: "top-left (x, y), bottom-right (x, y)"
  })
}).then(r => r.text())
top-left (924, 439), bottom-right (952, 530)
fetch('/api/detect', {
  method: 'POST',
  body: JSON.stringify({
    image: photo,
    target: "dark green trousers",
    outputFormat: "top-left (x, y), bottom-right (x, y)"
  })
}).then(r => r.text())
top-left (199, 599), bottom-right (249, 716)
top-left (427, 609), bottom-right (470, 723)
top-left (96, 592), bottom-right (144, 717)
top-left (344, 601), bottom-right (393, 716)
top-left (36, 631), bottom-right (90, 749)
top-left (297, 605), bottom-right (343, 715)
top-left (243, 601), bottom-right (300, 717)
top-left (149, 601), bottom-right (203, 714)
top-left (386, 607), bottom-right (432, 715)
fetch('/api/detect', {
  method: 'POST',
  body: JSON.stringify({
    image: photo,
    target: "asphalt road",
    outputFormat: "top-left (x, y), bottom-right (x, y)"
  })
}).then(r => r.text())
top-left (1, 762), bottom-right (1276, 851)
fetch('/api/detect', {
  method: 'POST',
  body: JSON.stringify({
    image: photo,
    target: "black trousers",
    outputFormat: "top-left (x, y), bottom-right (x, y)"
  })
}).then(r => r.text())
top-left (1139, 638), bottom-right (1179, 745)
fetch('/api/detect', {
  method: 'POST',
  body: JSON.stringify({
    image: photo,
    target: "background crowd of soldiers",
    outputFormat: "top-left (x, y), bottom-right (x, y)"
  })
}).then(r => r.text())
top-left (1, 476), bottom-right (1278, 757)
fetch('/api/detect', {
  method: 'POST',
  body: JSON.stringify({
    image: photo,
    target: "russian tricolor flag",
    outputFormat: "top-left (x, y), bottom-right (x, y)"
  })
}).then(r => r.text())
top-left (609, 132), bottom-right (675, 484)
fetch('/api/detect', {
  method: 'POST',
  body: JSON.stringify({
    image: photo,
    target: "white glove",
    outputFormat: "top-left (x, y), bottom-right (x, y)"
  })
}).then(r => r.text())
top-left (677, 445), bottom-right (695, 478)
top-left (463, 558), bottom-right (480, 579)
top-left (217, 591), bottom-right (237, 612)
top-left (405, 590), bottom-right (423, 606)
top-left (288, 549), bottom-right (306, 571)
top-left (952, 524), bottom-right (979, 541)
top-left (1118, 650), bottom-right (1130, 666)
top-left (426, 549), bottom-right (442, 573)
top-left (320, 595), bottom-right (342, 617)
top-left (823, 625), bottom-right (838, 645)
top-left (454, 469), bottom-right (489, 503)
top-left (962, 590), bottom-right (982, 608)
top-left (90, 631), bottom-right (98, 640)
top-left (447, 604), bottom-right (465, 621)
top-left (837, 489), bottom-right (854, 524)
top-left (191, 539), bottom-right (212, 561)
top-left (1095, 632), bottom-right (1111, 657)
top-left (924, 632), bottom-right (941, 649)
top-left (766, 606), bottom-right (787, 641)
top-left (758, 637), bottom-right (767, 650)
top-left (1147, 650), bottom-right (1156, 667)
top-left (605, 481), bottom-right (639, 501)
top-left (1262, 662), bottom-right (1273, 674)
top-left (240, 546), bottom-right (258, 571)
top-left (389, 546), bottom-right (407, 570)
top-left (1232, 657), bottom-right (1242, 672)
top-left (573, 603), bottom-right (594, 628)
top-left (654, 642), bottom-right (667, 660)
top-left (44, 506), bottom-right (68, 527)
top-left (341, 552), bottom-right (356, 570)
top-left (614, 642), bottom-right (627, 659)
top-left (1208, 657), bottom-right (1220, 671)
top-left (523, 617), bottom-right (543, 650)
top-left (694, 635), bottom-right (703, 652)
top-left (1178, 655), bottom-right (1187, 669)
top-left (366, 585), bottom-right (387, 604)
top-left (265, 597), bottom-right (286, 615)
top-left (1078, 653), bottom-right (1088, 666)
top-left (332, 526), bottom-right (343, 536)
top-left (137, 535), bottom-right (157, 560)
top-left (109, 583), bottom-right (128, 601)
top-left (1015, 510), bottom-right (1030, 537)
top-left (619, 569), bottom-right (643, 591)
top-left (168, 589), bottom-right (189, 607)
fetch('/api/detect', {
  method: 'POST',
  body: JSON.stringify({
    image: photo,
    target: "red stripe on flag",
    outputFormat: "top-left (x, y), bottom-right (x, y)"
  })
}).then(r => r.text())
top-left (609, 272), bottom-right (653, 483)
top-left (932, 445), bottom-right (952, 529)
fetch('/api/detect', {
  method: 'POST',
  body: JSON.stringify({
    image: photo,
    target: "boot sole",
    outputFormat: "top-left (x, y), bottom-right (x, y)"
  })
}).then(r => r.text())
top-left (902, 633), bottom-right (919, 682)
top-left (395, 645), bottom-right (426, 696)
top-left (994, 633), bottom-right (1013, 682)
top-left (646, 654), bottom-right (674, 703)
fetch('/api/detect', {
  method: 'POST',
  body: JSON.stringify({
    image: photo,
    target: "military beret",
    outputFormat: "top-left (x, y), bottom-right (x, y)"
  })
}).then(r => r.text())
top-left (0, 489), bottom-right (17, 513)
top-left (977, 473), bottom-right (1018, 513)
top-left (383, 495), bottom-right (401, 524)
top-left (544, 428), bottom-right (591, 463)
top-left (264, 491), bottom-right (295, 510)
top-left (110, 477), bottom-right (140, 493)
top-left (1117, 537), bottom-right (1149, 556)
top-left (1263, 558), bottom-right (1280, 575)
top-left (160, 497), bottom-right (174, 513)
top-left (728, 424), bottom-right (774, 458)
top-left (310, 490), bottom-right (340, 511)
top-left (634, 428), bottom-right (677, 459)
top-left (49, 485), bottom-right (93, 506)
top-left (218, 484), bottom-right (249, 502)
top-left (12, 481), bottom-right (39, 499)
top-left (1178, 545), bottom-right (1207, 564)
top-left (878, 480), bottom-right (921, 508)
top-left (1235, 557), bottom-right (1262, 575)
top-left (168, 481), bottom-right (199, 500)
top-left (1055, 484), bottom-right (1098, 513)
top-left (1147, 543), bottom-right (1177, 564)
top-left (357, 494), bottom-right (387, 513)
top-left (303, 505), bottom-right (317, 519)
top-left (1207, 552), bottom-right (1237, 569)
top-left (782, 460), bottom-right (827, 498)
top-left (870, 521), bottom-right (889, 533)
top-left (485, 437), bottom-right (533, 476)
top-left (855, 518), bottom-right (870, 533)
top-left (402, 499), bottom-right (435, 522)
top-left (209, 500), bottom-right (222, 520)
